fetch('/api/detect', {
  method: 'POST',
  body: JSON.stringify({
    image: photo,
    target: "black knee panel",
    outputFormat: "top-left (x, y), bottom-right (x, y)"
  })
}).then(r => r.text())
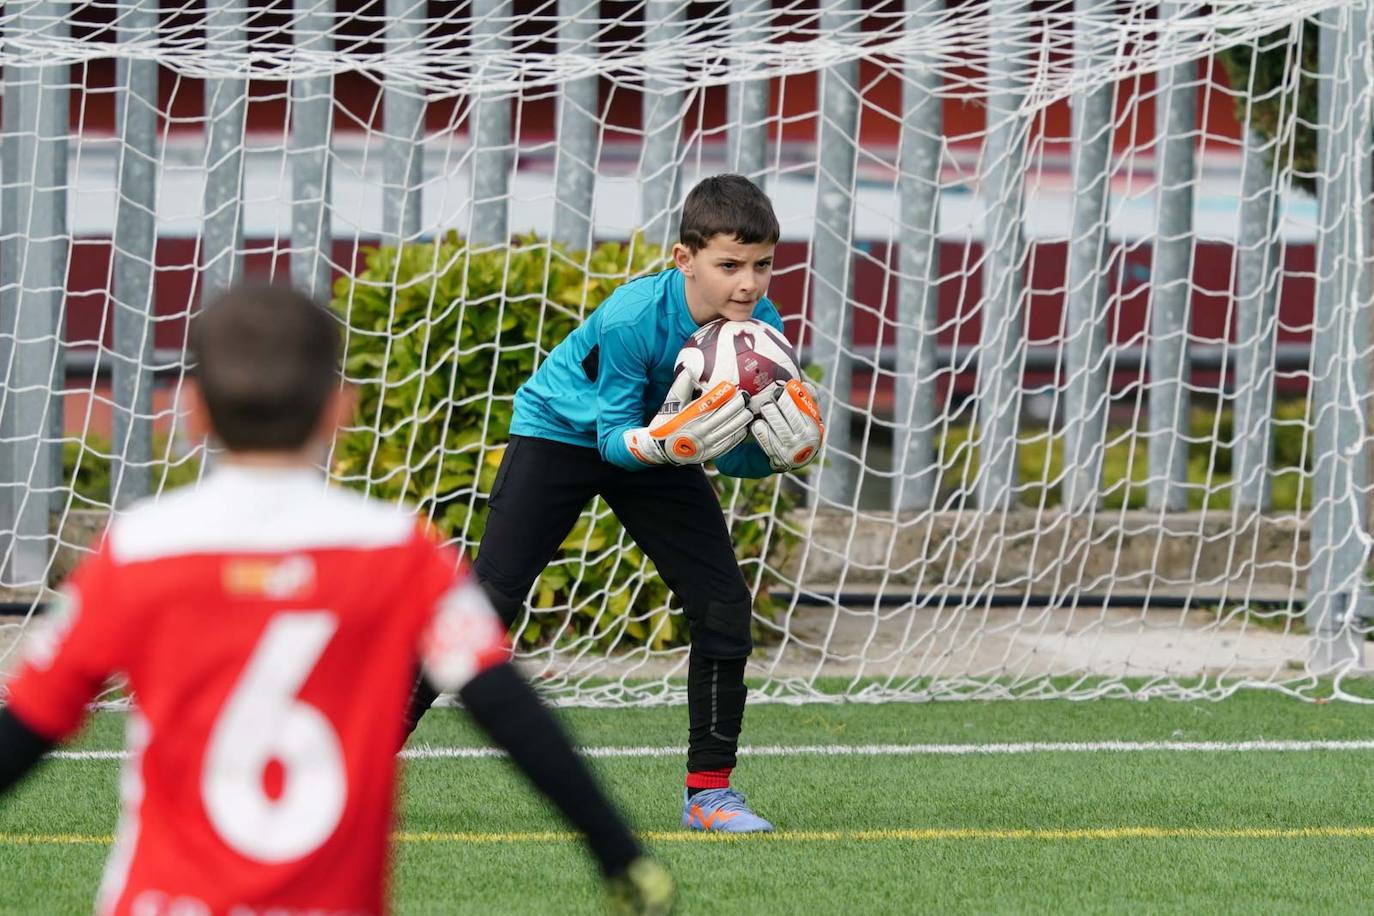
top-left (471, 563), bottom-right (528, 629)
top-left (686, 597), bottom-right (754, 659)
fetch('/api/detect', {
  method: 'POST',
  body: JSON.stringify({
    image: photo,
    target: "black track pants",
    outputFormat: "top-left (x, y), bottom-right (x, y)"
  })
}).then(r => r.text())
top-left (406, 435), bottom-right (753, 772)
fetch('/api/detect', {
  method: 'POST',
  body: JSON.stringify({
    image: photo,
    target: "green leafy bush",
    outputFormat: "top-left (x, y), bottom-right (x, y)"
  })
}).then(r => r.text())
top-left (1217, 26), bottom-right (1318, 194)
top-left (935, 399), bottom-right (1313, 511)
top-left (63, 436), bottom-right (202, 505)
top-left (329, 233), bottom-right (801, 650)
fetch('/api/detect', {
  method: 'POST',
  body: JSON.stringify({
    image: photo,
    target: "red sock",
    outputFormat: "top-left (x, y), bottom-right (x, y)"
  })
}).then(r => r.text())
top-left (685, 768), bottom-right (732, 791)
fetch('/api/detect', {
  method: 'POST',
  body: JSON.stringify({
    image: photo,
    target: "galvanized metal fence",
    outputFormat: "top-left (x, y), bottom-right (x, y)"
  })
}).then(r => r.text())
top-left (1, 0), bottom-right (1371, 684)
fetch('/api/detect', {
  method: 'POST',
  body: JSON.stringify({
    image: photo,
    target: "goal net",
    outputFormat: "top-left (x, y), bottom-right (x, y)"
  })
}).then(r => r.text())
top-left (1, 0), bottom-right (1372, 705)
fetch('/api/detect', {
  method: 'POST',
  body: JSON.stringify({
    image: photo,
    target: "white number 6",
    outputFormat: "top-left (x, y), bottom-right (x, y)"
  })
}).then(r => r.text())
top-left (202, 612), bottom-right (347, 863)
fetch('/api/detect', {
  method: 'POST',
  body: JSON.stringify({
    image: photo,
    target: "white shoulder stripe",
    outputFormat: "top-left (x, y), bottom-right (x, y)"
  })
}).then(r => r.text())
top-left (109, 468), bottom-right (417, 563)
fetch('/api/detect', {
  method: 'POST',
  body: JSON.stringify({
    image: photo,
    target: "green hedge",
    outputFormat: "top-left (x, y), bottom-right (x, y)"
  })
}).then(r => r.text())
top-left (328, 233), bottom-right (801, 650)
top-left (1217, 26), bottom-right (1317, 194)
top-left (936, 399), bottom-right (1313, 511)
top-left (62, 401), bottom-right (1315, 519)
top-left (62, 436), bottom-right (201, 506)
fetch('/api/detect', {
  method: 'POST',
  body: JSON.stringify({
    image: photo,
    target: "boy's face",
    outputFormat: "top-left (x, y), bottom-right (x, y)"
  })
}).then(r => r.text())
top-left (674, 234), bottom-right (776, 324)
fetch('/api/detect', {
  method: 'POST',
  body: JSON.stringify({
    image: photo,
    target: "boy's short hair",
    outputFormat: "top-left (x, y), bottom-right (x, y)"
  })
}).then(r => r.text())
top-left (678, 174), bottom-right (781, 252)
top-left (191, 283), bottom-right (340, 452)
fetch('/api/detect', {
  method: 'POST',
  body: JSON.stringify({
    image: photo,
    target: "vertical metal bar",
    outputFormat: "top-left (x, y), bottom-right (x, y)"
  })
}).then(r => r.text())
top-left (0, 36), bottom-right (20, 565)
top-left (2, 0), bottom-right (68, 584)
top-left (810, 0), bottom-right (860, 506)
top-left (1231, 129), bottom-right (1280, 513)
top-left (202, 7), bottom-right (247, 296)
top-left (383, 0), bottom-right (425, 247)
top-left (1145, 1), bottom-right (1195, 512)
top-left (470, 0), bottom-right (512, 246)
top-left (1306, 7), bottom-right (1346, 665)
top-left (726, 0), bottom-right (769, 182)
top-left (290, 0), bottom-right (334, 300)
top-left (551, 0), bottom-right (597, 252)
top-left (202, 2), bottom-right (247, 297)
top-left (46, 16), bottom-right (70, 522)
top-left (973, 0), bottom-right (1026, 511)
top-left (892, 0), bottom-right (942, 512)
top-left (638, 0), bottom-right (685, 251)
top-left (1352, 0), bottom-right (1374, 625)
top-left (1060, 0), bottom-right (1114, 514)
top-left (111, 0), bottom-right (159, 509)
top-left (1306, 4), bottom-right (1365, 670)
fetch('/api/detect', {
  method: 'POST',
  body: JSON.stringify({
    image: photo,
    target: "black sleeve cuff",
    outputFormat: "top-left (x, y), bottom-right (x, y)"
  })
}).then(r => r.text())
top-left (458, 663), bottom-right (642, 877)
top-left (0, 707), bottom-right (54, 794)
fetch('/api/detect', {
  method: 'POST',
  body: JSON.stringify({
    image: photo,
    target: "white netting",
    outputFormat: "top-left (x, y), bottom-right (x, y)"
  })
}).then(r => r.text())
top-left (0, 1), bottom-right (1340, 99)
top-left (1, 0), bottom-right (1372, 705)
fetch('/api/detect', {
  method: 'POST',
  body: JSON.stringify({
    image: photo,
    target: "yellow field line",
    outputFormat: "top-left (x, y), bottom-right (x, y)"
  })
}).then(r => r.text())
top-left (0, 833), bottom-right (111, 846)
top-left (7, 826), bottom-right (1374, 847)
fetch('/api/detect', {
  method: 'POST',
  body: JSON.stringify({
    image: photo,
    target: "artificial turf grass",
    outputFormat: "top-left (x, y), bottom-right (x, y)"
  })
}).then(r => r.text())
top-left (9, 747), bottom-right (1370, 836)
top-left (5, 692), bottom-right (1374, 914)
top-left (6, 836), bottom-right (1374, 916)
top-left (45, 681), bottom-right (1374, 754)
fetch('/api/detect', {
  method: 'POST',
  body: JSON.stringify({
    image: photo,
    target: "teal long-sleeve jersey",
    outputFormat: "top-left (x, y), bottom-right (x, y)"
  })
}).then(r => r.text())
top-left (509, 267), bottom-right (782, 478)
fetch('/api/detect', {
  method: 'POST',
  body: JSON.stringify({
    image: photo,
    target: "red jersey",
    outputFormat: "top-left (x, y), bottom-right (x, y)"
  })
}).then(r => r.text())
top-left (4, 465), bottom-right (509, 916)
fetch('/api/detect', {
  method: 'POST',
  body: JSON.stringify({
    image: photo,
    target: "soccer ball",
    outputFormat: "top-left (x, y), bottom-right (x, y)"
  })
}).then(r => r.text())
top-left (675, 318), bottom-right (801, 397)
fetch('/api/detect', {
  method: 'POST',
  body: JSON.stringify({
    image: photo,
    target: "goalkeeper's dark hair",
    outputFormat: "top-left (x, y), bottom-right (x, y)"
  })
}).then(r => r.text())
top-left (191, 283), bottom-right (341, 452)
top-left (679, 173), bottom-right (781, 252)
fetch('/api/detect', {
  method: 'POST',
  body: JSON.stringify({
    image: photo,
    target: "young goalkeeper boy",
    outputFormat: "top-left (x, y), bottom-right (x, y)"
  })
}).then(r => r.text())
top-left (406, 174), bottom-right (825, 832)
top-left (0, 285), bottom-right (672, 914)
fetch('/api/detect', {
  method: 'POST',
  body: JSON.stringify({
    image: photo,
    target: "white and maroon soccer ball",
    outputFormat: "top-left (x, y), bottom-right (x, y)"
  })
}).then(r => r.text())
top-left (675, 318), bottom-right (801, 397)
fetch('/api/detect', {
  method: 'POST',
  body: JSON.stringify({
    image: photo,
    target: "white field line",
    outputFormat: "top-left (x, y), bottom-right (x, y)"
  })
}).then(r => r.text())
top-left (47, 739), bottom-right (1374, 762)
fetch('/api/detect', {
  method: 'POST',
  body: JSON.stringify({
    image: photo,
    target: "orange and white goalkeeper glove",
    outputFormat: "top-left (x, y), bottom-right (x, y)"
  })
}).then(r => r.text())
top-left (750, 379), bottom-right (824, 471)
top-left (623, 380), bottom-right (752, 467)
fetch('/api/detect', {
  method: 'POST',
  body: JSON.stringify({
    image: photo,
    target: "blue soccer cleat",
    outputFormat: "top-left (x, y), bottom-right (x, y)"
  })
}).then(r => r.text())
top-left (681, 787), bottom-right (774, 833)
